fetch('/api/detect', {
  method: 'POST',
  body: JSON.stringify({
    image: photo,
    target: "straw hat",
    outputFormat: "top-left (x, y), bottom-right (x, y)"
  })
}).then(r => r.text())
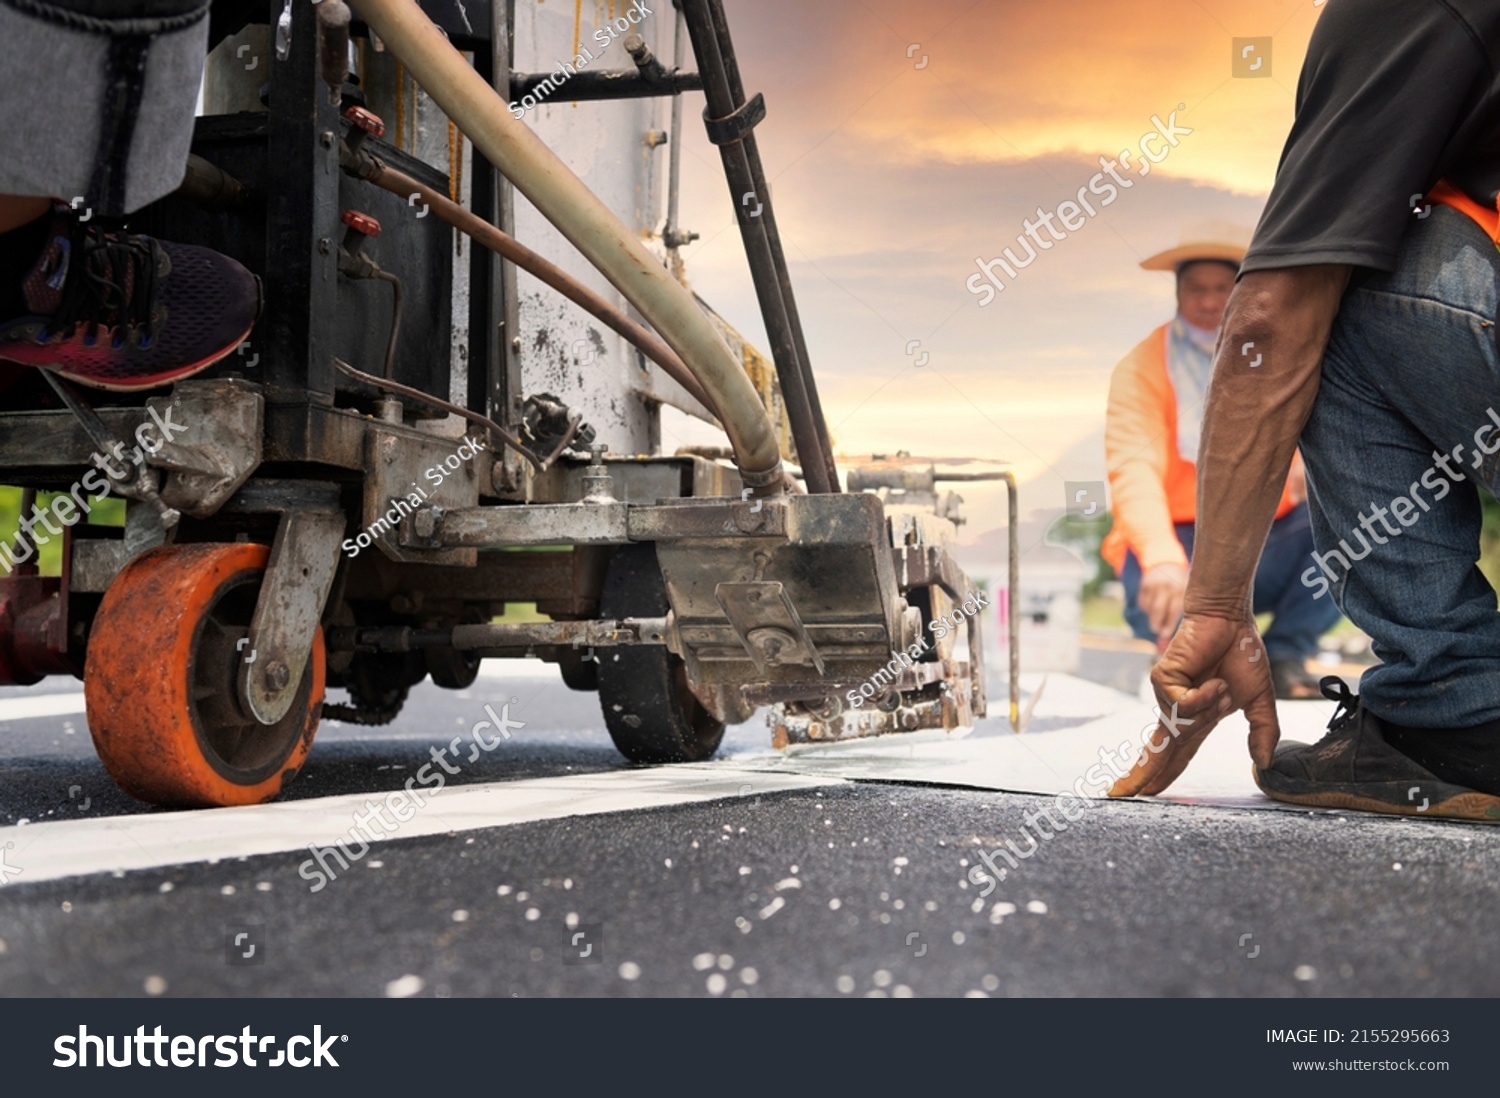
top-left (1140, 219), bottom-right (1253, 271)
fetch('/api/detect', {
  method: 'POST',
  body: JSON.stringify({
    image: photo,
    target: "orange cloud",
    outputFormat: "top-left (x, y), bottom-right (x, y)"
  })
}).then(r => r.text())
top-left (773, 0), bottom-right (1325, 196)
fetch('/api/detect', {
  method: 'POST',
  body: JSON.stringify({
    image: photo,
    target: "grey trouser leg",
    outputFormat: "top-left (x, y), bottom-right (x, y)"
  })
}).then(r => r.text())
top-left (0, 0), bottom-right (209, 215)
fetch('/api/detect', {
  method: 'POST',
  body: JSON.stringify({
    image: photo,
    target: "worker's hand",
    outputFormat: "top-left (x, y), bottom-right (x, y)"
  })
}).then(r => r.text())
top-left (1138, 563), bottom-right (1189, 646)
top-left (1108, 612), bottom-right (1280, 797)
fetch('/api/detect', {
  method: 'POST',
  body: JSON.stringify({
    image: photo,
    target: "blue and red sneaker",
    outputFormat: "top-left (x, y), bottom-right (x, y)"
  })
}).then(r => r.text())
top-left (0, 202), bottom-right (260, 391)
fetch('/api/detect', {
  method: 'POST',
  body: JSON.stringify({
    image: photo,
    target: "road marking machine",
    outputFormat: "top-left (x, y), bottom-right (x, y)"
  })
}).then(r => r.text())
top-left (0, 0), bottom-right (1018, 806)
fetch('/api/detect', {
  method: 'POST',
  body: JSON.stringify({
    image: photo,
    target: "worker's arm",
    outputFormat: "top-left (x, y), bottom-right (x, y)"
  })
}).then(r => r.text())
top-left (1104, 344), bottom-right (1187, 574)
top-left (1110, 264), bottom-right (1350, 796)
top-left (1104, 342), bottom-right (1194, 640)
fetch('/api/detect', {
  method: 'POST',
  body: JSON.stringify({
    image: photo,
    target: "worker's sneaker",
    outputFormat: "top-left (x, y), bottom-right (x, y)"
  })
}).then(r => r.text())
top-left (0, 202), bottom-right (260, 391)
top-left (1254, 677), bottom-right (1500, 822)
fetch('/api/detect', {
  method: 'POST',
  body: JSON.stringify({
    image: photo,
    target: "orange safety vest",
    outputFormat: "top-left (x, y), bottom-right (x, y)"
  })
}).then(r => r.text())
top-left (1101, 323), bottom-right (1299, 576)
top-left (1428, 179), bottom-right (1500, 246)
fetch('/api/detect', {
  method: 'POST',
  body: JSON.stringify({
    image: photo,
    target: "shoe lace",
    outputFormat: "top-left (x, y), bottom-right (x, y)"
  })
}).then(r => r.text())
top-left (1320, 676), bottom-right (1359, 732)
top-left (48, 224), bottom-right (161, 346)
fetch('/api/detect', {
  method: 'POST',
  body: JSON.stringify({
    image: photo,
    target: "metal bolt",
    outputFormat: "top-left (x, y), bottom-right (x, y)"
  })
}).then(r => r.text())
top-left (318, 237), bottom-right (333, 255)
top-left (319, 130), bottom-right (335, 148)
top-left (581, 444), bottom-right (616, 504)
top-left (810, 696), bottom-right (842, 721)
top-left (264, 661), bottom-right (291, 692)
top-left (413, 509), bottom-right (437, 538)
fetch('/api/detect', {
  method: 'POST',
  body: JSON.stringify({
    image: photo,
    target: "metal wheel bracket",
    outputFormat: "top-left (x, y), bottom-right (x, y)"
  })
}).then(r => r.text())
top-left (239, 508), bottom-right (345, 726)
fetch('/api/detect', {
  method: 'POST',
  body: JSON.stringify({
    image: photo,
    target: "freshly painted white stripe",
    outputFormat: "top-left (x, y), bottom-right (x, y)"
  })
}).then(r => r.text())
top-left (709, 672), bottom-right (1337, 811)
top-left (0, 671), bottom-right (1333, 890)
top-left (0, 692), bottom-right (86, 722)
top-left (0, 766), bottom-right (840, 887)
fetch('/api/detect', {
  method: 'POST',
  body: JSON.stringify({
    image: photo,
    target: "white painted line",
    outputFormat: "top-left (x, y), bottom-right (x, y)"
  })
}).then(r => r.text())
top-left (0, 692), bottom-right (86, 722)
top-left (0, 766), bottom-right (841, 887)
top-left (705, 672), bottom-right (1338, 812)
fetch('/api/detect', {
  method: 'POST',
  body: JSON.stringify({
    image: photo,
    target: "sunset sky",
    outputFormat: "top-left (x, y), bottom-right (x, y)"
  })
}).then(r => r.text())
top-left (665, 0), bottom-right (1327, 538)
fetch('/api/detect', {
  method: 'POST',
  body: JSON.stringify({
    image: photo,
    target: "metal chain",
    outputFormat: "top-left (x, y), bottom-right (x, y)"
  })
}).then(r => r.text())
top-left (323, 685), bottom-right (409, 727)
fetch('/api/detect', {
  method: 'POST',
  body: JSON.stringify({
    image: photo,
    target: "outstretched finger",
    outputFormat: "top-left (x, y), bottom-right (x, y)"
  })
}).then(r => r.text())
top-left (1134, 704), bottom-right (1225, 794)
top-left (1107, 677), bottom-right (1191, 797)
top-left (1135, 690), bottom-right (1235, 795)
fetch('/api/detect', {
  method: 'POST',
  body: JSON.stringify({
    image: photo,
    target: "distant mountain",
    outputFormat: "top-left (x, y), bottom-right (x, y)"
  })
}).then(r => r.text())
top-left (1035, 427), bottom-right (1108, 491)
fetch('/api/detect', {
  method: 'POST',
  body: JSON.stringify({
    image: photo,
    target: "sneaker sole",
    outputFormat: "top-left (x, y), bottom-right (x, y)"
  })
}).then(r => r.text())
top-left (1253, 765), bottom-right (1500, 823)
top-left (40, 320), bottom-right (255, 393)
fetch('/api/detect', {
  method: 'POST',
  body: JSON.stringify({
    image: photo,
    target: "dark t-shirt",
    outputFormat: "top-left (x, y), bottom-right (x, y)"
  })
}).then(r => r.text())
top-left (1242, 0), bottom-right (1500, 274)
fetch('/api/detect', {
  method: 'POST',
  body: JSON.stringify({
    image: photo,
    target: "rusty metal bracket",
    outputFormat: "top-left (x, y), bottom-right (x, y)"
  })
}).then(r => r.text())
top-left (713, 580), bottom-right (824, 676)
top-left (428, 502), bottom-right (630, 548)
top-left (449, 616), bottom-right (669, 652)
top-left (628, 497), bottom-right (786, 540)
top-left (147, 379), bottom-right (264, 518)
top-left (429, 496), bottom-right (789, 549)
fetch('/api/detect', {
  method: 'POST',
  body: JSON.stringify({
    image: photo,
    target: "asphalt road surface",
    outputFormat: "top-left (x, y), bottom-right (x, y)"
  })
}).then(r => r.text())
top-left (2, 654), bottom-right (1498, 998)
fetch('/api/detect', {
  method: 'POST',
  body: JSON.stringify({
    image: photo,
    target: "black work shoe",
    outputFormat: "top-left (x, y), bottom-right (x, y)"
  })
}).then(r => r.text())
top-left (1254, 677), bottom-right (1500, 822)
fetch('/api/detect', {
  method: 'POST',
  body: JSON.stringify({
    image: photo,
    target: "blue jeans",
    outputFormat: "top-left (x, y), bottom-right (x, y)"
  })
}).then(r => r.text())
top-left (1121, 503), bottom-right (1340, 661)
top-left (1299, 205), bottom-right (1500, 729)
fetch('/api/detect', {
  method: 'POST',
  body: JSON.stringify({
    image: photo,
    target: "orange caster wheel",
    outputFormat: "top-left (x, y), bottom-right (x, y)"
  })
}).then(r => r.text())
top-left (85, 543), bottom-right (325, 807)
